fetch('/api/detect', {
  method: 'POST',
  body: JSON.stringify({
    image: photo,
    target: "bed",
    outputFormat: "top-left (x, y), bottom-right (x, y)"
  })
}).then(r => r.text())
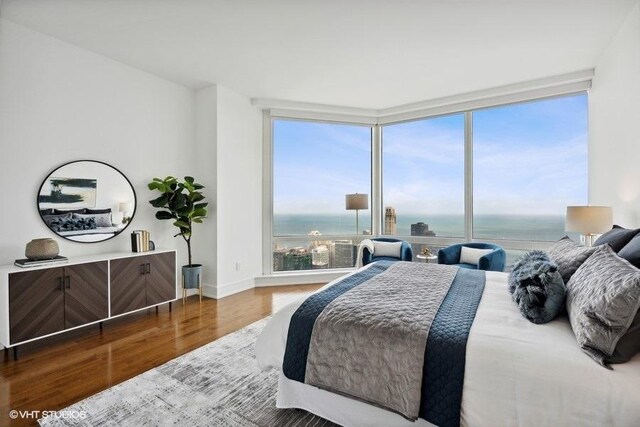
top-left (256, 261), bottom-right (640, 427)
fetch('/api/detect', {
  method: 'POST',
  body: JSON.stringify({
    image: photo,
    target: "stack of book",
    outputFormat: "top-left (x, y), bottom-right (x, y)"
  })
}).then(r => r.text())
top-left (15, 255), bottom-right (68, 268)
top-left (131, 230), bottom-right (152, 252)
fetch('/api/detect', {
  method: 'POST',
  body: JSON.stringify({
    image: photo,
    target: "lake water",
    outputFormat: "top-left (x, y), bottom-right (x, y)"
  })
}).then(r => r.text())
top-left (274, 213), bottom-right (566, 242)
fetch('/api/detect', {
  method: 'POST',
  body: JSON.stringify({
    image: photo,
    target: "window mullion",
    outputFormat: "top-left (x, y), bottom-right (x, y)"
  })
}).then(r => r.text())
top-left (464, 111), bottom-right (474, 241)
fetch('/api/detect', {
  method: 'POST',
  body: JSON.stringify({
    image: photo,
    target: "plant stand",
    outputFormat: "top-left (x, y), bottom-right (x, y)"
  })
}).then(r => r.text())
top-left (182, 271), bottom-right (202, 304)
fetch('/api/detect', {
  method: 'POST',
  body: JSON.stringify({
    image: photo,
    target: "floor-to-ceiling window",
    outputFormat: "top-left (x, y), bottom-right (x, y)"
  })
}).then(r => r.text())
top-left (267, 92), bottom-right (589, 273)
top-left (472, 94), bottom-right (588, 242)
top-left (272, 119), bottom-right (372, 271)
top-left (382, 114), bottom-right (465, 238)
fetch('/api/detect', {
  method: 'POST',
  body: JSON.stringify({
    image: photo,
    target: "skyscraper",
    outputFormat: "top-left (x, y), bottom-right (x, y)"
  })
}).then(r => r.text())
top-left (411, 222), bottom-right (436, 237)
top-left (311, 245), bottom-right (330, 269)
top-left (333, 240), bottom-right (354, 268)
top-left (384, 206), bottom-right (397, 235)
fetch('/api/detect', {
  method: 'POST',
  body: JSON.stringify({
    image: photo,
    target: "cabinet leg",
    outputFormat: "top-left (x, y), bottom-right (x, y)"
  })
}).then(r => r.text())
top-left (13, 346), bottom-right (18, 361)
top-left (169, 301), bottom-right (172, 312)
top-left (155, 306), bottom-right (159, 314)
top-left (99, 322), bottom-right (103, 332)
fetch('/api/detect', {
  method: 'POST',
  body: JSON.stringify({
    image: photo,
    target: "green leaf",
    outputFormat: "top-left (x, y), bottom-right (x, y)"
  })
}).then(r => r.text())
top-left (194, 202), bottom-right (208, 209)
top-left (149, 194), bottom-right (169, 208)
top-left (190, 193), bottom-right (205, 203)
top-left (184, 176), bottom-right (194, 184)
top-left (173, 220), bottom-right (190, 229)
top-left (155, 211), bottom-right (174, 220)
top-left (192, 208), bottom-right (207, 218)
top-left (192, 218), bottom-right (203, 224)
top-left (193, 184), bottom-right (205, 190)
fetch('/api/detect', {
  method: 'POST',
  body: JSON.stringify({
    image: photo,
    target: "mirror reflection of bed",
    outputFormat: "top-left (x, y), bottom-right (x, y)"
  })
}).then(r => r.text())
top-left (37, 160), bottom-right (136, 243)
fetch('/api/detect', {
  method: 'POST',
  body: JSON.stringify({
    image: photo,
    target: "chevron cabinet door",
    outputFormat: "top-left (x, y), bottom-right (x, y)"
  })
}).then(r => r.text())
top-left (9, 267), bottom-right (65, 343)
top-left (145, 252), bottom-right (177, 306)
top-left (64, 261), bottom-right (108, 329)
top-left (110, 257), bottom-right (147, 316)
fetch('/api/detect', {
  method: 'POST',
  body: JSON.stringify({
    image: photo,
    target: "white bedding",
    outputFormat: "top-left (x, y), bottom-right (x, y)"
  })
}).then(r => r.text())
top-left (255, 265), bottom-right (640, 427)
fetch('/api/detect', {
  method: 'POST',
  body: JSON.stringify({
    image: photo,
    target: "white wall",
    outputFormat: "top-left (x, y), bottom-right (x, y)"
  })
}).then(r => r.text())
top-left (0, 19), bottom-right (196, 264)
top-left (193, 86), bottom-right (218, 290)
top-left (590, 2), bottom-right (640, 227)
top-left (213, 86), bottom-right (262, 298)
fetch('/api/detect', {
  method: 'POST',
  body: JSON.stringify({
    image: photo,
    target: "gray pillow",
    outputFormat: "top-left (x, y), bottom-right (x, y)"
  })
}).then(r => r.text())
top-left (547, 236), bottom-right (597, 282)
top-left (73, 212), bottom-right (112, 228)
top-left (566, 245), bottom-right (640, 368)
top-left (42, 213), bottom-right (72, 227)
top-left (593, 225), bottom-right (640, 252)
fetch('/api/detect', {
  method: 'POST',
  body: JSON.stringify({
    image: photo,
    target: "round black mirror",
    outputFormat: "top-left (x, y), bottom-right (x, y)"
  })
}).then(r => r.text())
top-left (37, 160), bottom-right (136, 243)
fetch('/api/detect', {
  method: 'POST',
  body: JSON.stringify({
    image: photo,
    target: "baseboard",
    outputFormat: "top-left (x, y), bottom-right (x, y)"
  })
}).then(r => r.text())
top-left (203, 278), bottom-right (255, 299)
top-left (254, 270), bottom-right (348, 287)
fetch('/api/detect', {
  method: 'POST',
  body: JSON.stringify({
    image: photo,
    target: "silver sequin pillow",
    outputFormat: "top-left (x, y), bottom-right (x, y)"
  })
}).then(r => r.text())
top-left (566, 245), bottom-right (640, 368)
top-left (547, 236), bottom-right (597, 282)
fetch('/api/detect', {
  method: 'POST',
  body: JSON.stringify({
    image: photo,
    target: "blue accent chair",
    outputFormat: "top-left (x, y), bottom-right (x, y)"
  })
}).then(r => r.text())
top-left (437, 242), bottom-right (506, 272)
top-left (362, 238), bottom-right (413, 266)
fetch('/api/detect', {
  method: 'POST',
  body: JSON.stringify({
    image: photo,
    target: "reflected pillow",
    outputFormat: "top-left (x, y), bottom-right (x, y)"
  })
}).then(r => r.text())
top-left (566, 245), bottom-right (640, 367)
top-left (40, 208), bottom-right (54, 216)
top-left (617, 234), bottom-right (640, 269)
top-left (460, 247), bottom-right (493, 266)
top-left (74, 212), bottom-right (112, 228)
top-left (86, 208), bottom-right (112, 214)
top-left (547, 236), bottom-right (597, 282)
top-left (42, 213), bottom-right (72, 227)
top-left (54, 208), bottom-right (86, 215)
top-left (594, 225), bottom-right (640, 252)
top-left (372, 241), bottom-right (402, 258)
top-left (50, 217), bottom-right (96, 232)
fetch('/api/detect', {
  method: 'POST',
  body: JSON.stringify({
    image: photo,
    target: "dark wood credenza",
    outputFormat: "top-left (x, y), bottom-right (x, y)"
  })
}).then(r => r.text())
top-left (0, 250), bottom-right (176, 359)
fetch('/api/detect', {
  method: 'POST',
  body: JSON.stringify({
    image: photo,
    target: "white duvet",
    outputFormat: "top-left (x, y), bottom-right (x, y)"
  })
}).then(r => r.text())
top-left (256, 266), bottom-right (640, 427)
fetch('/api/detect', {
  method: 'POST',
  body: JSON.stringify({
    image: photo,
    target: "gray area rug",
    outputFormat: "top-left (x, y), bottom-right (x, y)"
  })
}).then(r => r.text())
top-left (39, 318), bottom-right (337, 426)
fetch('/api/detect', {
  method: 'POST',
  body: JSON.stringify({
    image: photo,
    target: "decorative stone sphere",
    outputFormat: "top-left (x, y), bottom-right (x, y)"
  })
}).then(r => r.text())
top-left (25, 238), bottom-right (60, 260)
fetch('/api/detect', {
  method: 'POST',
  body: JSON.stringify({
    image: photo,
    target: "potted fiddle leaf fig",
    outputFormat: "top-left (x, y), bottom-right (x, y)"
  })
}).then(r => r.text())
top-left (148, 176), bottom-right (207, 290)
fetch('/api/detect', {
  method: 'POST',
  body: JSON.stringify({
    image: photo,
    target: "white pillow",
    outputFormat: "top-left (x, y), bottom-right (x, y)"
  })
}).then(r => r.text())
top-left (372, 241), bottom-right (403, 258)
top-left (459, 246), bottom-right (493, 265)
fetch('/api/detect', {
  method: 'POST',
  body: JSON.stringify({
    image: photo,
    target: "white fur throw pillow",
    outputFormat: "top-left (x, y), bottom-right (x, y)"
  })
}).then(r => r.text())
top-left (459, 246), bottom-right (493, 265)
top-left (372, 241), bottom-right (403, 258)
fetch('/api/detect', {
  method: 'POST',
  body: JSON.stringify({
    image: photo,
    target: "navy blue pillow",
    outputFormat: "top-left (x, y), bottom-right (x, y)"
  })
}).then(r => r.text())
top-left (618, 234), bottom-right (640, 269)
top-left (594, 225), bottom-right (640, 252)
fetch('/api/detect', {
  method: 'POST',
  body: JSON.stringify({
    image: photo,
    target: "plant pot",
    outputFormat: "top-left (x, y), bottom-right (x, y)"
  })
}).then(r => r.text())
top-left (25, 238), bottom-right (59, 260)
top-left (182, 264), bottom-right (202, 289)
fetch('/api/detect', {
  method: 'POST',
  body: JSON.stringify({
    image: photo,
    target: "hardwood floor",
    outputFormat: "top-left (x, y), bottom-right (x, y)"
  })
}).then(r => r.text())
top-left (0, 284), bottom-right (323, 427)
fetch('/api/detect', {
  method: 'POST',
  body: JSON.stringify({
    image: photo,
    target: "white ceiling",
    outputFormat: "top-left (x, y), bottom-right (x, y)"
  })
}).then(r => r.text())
top-left (1, 0), bottom-right (637, 109)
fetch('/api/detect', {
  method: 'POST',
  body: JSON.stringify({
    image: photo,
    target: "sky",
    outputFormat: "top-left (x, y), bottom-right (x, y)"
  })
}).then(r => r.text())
top-left (273, 94), bottom-right (588, 217)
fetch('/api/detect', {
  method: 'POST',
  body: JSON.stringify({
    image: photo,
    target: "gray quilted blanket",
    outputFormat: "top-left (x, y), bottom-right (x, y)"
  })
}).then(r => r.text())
top-left (305, 261), bottom-right (458, 419)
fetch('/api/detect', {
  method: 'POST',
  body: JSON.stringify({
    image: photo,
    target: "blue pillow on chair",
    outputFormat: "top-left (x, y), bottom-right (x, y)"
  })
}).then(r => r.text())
top-left (362, 238), bottom-right (413, 266)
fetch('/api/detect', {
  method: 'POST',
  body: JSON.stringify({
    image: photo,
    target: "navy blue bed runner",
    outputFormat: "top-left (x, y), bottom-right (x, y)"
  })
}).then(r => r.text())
top-left (282, 261), bottom-right (486, 427)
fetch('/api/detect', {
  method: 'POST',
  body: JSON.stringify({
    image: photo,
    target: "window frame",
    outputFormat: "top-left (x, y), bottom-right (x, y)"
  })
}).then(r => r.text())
top-left (263, 91), bottom-right (589, 275)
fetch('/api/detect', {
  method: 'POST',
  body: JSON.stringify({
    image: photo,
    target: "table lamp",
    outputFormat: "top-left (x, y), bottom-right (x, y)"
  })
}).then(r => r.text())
top-left (345, 193), bottom-right (368, 236)
top-left (565, 206), bottom-right (613, 246)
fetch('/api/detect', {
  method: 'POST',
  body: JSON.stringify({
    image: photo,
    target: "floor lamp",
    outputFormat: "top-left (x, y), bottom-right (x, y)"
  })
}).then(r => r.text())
top-left (565, 206), bottom-right (613, 246)
top-left (345, 193), bottom-right (369, 236)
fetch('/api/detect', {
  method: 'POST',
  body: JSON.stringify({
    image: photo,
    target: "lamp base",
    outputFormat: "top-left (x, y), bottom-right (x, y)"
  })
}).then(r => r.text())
top-left (580, 234), bottom-right (598, 247)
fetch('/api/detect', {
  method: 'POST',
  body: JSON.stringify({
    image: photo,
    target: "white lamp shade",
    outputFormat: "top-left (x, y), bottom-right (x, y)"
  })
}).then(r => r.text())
top-left (565, 206), bottom-right (613, 234)
top-left (119, 201), bottom-right (133, 213)
top-left (345, 193), bottom-right (368, 210)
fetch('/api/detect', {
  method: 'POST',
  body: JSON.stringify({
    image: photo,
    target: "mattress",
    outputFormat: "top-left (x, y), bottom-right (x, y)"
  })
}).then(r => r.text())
top-left (256, 265), bottom-right (640, 427)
